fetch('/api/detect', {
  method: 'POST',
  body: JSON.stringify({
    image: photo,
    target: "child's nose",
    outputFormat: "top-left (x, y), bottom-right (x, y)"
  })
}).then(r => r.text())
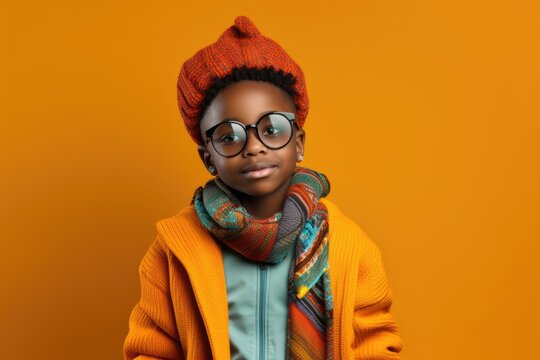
top-left (242, 127), bottom-right (267, 156)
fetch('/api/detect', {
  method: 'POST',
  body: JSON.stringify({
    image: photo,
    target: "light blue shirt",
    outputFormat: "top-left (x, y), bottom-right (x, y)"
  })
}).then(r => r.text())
top-left (221, 242), bottom-right (294, 360)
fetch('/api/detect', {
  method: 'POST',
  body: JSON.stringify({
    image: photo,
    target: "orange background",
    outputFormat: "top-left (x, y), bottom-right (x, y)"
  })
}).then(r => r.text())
top-left (1, 1), bottom-right (539, 359)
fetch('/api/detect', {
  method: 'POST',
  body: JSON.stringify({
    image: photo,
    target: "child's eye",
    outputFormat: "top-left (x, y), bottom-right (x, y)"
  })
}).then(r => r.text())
top-left (218, 133), bottom-right (241, 144)
top-left (262, 126), bottom-right (281, 136)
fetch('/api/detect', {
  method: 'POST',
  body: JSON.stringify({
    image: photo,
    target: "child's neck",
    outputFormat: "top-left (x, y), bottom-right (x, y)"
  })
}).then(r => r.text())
top-left (238, 194), bottom-right (284, 219)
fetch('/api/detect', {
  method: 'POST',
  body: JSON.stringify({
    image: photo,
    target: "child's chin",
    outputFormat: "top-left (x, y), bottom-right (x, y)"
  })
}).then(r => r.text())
top-left (237, 186), bottom-right (277, 197)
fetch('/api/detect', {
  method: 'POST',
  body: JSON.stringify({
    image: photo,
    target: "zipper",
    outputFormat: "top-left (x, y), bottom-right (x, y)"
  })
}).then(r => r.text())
top-left (258, 264), bottom-right (268, 360)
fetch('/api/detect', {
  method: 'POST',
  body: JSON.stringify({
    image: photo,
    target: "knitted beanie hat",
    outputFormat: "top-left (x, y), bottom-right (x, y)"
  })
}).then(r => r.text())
top-left (177, 15), bottom-right (309, 145)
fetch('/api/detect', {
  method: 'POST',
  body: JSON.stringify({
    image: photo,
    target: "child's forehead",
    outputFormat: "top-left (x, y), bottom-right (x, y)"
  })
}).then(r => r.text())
top-left (209, 81), bottom-right (295, 114)
top-left (216, 80), bottom-right (290, 101)
top-left (203, 82), bottom-right (295, 122)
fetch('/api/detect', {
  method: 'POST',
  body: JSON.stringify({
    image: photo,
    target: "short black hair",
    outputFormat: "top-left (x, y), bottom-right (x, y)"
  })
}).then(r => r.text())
top-left (199, 65), bottom-right (299, 120)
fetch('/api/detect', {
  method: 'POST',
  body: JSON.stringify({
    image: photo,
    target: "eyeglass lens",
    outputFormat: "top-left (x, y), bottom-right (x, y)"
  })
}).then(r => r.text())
top-left (211, 113), bottom-right (293, 156)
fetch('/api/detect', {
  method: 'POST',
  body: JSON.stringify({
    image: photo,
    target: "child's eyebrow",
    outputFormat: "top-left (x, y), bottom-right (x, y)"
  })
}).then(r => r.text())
top-left (219, 110), bottom-right (281, 124)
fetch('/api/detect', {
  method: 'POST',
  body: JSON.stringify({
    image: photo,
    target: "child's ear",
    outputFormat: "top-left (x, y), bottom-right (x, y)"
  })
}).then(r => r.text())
top-left (295, 127), bottom-right (305, 161)
top-left (197, 145), bottom-right (218, 175)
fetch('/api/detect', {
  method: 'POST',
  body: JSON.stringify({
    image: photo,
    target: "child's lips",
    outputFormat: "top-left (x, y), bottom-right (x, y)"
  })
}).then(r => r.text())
top-left (241, 165), bottom-right (277, 179)
top-left (242, 167), bottom-right (276, 179)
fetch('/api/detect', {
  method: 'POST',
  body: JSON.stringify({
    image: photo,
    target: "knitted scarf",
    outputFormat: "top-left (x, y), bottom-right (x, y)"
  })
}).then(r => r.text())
top-left (191, 166), bottom-right (333, 359)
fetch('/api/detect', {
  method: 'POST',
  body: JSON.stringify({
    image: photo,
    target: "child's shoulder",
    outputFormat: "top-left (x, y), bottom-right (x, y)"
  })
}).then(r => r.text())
top-left (321, 198), bottom-right (383, 257)
top-left (321, 197), bottom-right (365, 235)
top-left (153, 204), bottom-right (211, 247)
top-left (155, 204), bottom-right (199, 229)
top-left (151, 204), bottom-right (218, 258)
top-left (153, 199), bottom-right (383, 257)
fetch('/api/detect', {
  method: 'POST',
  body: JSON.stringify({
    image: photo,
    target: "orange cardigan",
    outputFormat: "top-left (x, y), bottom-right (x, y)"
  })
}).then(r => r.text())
top-left (123, 198), bottom-right (403, 359)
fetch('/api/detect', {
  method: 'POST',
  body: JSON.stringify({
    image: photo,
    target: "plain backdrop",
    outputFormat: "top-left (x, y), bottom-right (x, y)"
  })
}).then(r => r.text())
top-left (1, 1), bottom-right (539, 359)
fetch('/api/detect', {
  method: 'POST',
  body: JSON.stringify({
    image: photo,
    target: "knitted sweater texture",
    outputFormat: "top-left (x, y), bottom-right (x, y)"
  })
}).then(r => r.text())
top-left (123, 198), bottom-right (403, 359)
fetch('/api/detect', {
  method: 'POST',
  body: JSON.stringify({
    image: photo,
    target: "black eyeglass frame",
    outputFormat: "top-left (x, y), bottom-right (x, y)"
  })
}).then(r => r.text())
top-left (204, 111), bottom-right (298, 157)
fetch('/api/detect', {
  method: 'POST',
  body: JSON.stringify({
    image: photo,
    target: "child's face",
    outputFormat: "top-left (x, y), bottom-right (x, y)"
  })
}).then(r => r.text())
top-left (198, 80), bottom-right (305, 199)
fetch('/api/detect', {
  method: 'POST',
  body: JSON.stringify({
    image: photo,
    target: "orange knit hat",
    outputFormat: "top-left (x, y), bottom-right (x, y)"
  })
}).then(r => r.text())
top-left (177, 15), bottom-right (309, 145)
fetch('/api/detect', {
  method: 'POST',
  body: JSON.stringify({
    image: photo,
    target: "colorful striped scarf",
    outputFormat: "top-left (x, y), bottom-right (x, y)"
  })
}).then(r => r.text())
top-left (191, 166), bottom-right (333, 359)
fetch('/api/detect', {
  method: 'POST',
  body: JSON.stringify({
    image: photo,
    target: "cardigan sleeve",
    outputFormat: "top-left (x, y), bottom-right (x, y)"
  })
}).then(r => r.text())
top-left (123, 235), bottom-right (185, 360)
top-left (352, 233), bottom-right (403, 359)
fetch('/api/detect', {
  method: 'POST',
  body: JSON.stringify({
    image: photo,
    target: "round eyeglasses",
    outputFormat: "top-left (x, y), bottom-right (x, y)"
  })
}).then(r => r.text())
top-left (204, 111), bottom-right (297, 157)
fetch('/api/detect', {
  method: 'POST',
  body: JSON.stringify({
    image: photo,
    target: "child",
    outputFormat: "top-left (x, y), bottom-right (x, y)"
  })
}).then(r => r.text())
top-left (123, 15), bottom-right (402, 360)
